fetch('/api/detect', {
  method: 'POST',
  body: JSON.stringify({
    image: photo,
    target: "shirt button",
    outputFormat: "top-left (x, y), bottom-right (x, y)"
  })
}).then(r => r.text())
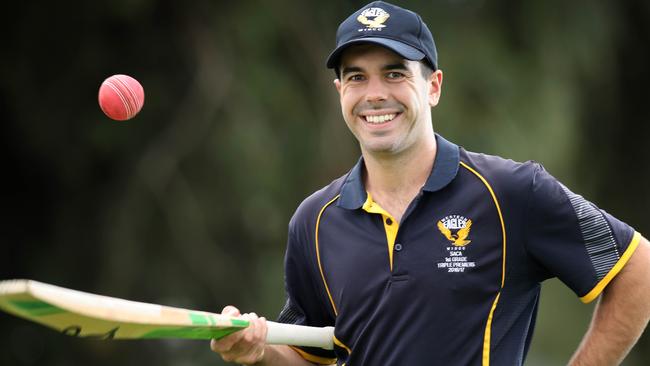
top-left (385, 218), bottom-right (393, 225)
top-left (394, 243), bottom-right (403, 251)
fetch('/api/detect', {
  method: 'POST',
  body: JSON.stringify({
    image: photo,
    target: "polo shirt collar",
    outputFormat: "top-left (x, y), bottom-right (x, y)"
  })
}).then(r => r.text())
top-left (337, 134), bottom-right (460, 210)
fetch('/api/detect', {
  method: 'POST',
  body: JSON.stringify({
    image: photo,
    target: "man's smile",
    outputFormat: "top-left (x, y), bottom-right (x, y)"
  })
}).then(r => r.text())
top-left (363, 113), bottom-right (397, 124)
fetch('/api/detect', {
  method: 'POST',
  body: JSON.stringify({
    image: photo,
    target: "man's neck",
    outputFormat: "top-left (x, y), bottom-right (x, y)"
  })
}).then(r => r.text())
top-left (362, 136), bottom-right (437, 221)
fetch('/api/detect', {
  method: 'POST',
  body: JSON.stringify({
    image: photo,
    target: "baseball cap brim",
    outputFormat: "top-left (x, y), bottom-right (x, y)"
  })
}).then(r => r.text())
top-left (326, 37), bottom-right (426, 69)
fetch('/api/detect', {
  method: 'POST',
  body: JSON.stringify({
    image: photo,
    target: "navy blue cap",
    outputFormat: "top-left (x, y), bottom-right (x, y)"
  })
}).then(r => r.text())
top-left (326, 1), bottom-right (438, 71)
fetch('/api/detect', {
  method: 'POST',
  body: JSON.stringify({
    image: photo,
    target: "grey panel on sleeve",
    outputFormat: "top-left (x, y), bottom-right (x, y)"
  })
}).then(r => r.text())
top-left (560, 184), bottom-right (620, 281)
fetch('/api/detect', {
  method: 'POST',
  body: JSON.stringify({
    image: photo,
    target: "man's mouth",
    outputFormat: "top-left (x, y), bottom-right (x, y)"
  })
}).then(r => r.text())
top-left (363, 113), bottom-right (397, 124)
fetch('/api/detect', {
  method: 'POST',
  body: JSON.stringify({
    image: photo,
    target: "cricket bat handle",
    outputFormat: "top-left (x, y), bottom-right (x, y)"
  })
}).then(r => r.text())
top-left (266, 321), bottom-right (335, 350)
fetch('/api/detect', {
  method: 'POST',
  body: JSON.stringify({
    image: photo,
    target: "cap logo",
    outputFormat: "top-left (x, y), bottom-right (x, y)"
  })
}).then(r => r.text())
top-left (356, 7), bottom-right (390, 31)
top-left (437, 215), bottom-right (472, 247)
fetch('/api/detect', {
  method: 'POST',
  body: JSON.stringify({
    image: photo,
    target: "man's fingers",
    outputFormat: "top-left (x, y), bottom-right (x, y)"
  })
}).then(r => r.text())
top-left (211, 310), bottom-right (248, 353)
top-left (210, 309), bottom-right (267, 362)
top-left (222, 305), bottom-right (241, 317)
top-left (210, 306), bottom-right (245, 353)
top-left (240, 312), bottom-right (259, 344)
top-left (210, 310), bottom-right (267, 364)
top-left (232, 315), bottom-right (266, 364)
top-left (210, 330), bottom-right (244, 353)
top-left (249, 317), bottom-right (268, 361)
top-left (256, 317), bottom-right (268, 344)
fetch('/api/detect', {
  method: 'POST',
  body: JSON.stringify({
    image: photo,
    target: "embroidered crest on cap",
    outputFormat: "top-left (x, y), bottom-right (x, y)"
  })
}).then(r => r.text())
top-left (437, 215), bottom-right (472, 247)
top-left (357, 7), bottom-right (390, 31)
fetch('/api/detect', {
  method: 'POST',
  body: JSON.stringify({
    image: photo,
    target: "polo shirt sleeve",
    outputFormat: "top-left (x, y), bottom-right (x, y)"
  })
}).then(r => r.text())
top-left (524, 164), bottom-right (641, 303)
top-left (276, 222), bottom-right (337, 364)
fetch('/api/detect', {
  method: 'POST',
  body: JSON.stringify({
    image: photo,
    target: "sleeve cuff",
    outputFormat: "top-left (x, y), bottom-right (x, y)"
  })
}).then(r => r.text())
top-left (289, 346), bottom-right (337, 365)
top-left (580, 231), bottom-right (642, 303)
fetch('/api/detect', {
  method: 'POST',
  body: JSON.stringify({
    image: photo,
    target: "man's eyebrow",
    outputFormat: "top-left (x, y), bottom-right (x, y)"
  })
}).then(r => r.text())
top-left (340, 62), bottom-right (409, 77)
top-left (340, 66), bottom-right (363, 77)
top-left (382, 62), bottom-right (409, 71)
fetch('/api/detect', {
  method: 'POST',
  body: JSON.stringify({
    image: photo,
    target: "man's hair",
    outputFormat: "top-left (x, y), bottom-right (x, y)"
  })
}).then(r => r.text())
top-left (336, 60), bottom-right (435, 80)
top-left (419, 61), bottom-right (435, 79)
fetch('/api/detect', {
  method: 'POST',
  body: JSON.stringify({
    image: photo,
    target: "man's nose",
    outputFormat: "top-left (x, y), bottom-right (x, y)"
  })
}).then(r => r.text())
top-left (365, 77), bottom-right (388, 103)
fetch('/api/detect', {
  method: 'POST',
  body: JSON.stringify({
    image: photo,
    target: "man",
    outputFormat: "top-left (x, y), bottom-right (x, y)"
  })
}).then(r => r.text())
top-left (211, 1), bottom-right (650, 365)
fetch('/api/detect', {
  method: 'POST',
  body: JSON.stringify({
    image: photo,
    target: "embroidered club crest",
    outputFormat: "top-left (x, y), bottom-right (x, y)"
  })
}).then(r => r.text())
top-left (357, 7), bottom-right (390, 30)
top-left (437, 215), bottom-right (472, 247)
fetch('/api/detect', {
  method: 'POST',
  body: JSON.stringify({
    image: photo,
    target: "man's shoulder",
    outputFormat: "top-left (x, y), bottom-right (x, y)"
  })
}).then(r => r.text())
top-left (288, 172), bottom-right (348, 231)
top-left (459, 148), bottom-right (543, 190)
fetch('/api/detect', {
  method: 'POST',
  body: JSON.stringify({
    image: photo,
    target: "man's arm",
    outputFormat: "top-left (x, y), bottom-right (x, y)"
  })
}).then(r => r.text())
top-left (210, 306), bottom-right (324, 366)
top-left (569, 235), bottom-right (650, 365)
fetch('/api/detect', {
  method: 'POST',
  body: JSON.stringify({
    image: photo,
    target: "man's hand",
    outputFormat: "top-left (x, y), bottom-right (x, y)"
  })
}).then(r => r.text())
top-left (210, 306), bottom-right (268, 365)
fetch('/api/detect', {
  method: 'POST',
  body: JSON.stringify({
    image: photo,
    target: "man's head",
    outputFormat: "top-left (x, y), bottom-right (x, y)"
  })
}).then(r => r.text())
top-left (328, 2), bottom-right (442, 156)
top-left (333, 43), bottom-right (442, 155)
top-left (327, 1), bottom-right (438, 78)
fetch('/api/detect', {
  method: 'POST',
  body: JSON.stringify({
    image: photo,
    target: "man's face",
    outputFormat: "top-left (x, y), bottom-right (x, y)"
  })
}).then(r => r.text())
top-left (334, 44), bottom-right (442, 156)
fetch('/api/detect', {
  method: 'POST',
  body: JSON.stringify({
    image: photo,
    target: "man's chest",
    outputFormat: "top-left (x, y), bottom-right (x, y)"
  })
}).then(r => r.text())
top-left (316, 188), bottom-right (506, 323)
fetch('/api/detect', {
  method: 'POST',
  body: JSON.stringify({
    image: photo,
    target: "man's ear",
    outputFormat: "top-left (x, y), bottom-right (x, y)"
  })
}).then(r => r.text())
top-left (428, 70), bottom-right (443, 107)
top-left (334, 78), bottom-right (342, 95)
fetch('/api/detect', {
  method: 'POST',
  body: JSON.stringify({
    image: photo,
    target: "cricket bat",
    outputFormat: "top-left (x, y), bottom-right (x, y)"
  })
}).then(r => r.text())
top-left (0, 279), bottom-right (334, 350)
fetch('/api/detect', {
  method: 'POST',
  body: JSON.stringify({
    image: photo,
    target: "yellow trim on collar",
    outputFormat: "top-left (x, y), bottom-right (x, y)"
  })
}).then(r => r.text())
top-left (362, 193), bottom-right (399, 271)
top-left (580, 231), bottom-right (642, 304)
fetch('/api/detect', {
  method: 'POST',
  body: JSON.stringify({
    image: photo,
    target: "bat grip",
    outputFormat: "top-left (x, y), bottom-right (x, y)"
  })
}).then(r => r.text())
top-left (266, 321), bottom-right (334, 350)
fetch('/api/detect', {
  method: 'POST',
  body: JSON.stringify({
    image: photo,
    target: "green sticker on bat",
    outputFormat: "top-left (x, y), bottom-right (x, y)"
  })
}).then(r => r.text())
top-left (10, 300), bottom-right (65, 316)
top-left (189, 313), bottom-right (209, 325)
top-left (231, 318), bottom-right (249, 327)
top-left (141, 327), bottom-right (243, 340)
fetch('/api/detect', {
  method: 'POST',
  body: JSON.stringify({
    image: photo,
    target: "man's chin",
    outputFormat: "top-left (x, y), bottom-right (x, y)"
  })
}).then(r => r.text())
top-left (361, 142), bottom-right (402, 156)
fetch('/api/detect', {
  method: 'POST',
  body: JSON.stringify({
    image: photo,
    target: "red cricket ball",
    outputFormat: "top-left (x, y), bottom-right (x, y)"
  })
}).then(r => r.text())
top-left (98, 74), bottom-right (145, 121)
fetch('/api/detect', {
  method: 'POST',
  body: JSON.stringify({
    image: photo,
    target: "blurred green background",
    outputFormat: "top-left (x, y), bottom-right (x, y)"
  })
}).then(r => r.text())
top-left (1, 0), bottom-right (648, 365)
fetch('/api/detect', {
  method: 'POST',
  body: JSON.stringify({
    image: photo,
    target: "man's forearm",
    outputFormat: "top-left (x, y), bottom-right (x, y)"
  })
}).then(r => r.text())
top-left (256, 345), bottom-right (320, 366)
top-left (569, 237), bottom-right (650, 365)
top-left (569, 296), bottom-right (648, 365)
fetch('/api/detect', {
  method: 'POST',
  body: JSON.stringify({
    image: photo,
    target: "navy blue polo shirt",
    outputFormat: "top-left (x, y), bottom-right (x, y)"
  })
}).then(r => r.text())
top-left (277, 134), bottom-right (640, 365)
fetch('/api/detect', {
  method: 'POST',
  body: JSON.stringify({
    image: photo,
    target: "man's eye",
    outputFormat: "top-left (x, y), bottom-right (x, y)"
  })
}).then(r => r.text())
top-left (348, 74), bottom-right (365, 82)
top-left (386, 71), bottom-right (405, 79)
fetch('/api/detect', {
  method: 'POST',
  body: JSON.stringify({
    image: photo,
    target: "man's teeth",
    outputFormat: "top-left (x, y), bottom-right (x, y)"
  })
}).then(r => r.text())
top-left (364, 114), bottom-right (396, 124)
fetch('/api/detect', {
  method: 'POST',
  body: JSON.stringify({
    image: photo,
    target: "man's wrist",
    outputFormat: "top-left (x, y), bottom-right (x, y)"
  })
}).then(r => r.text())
top-left (249, 345), bottom-right (271, 365)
